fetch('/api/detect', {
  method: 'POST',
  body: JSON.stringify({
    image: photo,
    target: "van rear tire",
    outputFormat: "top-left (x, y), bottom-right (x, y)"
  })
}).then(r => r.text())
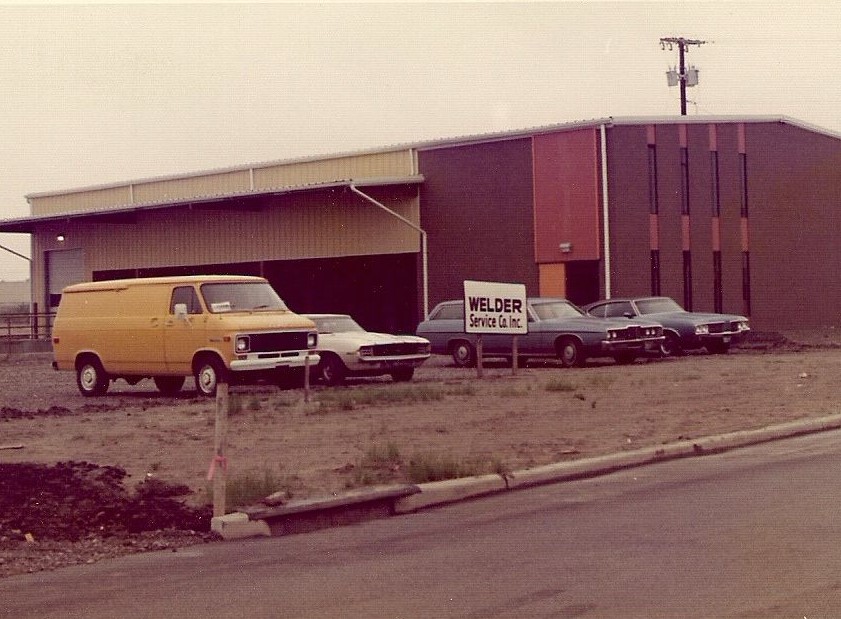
top-left (194, 356), bottom-right (226, 397)
top-left (154, 376), bottom-right (186, 396)
top-left (76, 357), bottom-right (110, 397)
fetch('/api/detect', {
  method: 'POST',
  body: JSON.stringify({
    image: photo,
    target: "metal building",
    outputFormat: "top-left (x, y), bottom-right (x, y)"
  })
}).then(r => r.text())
top-left (3, 115), bottom-right (841, 332)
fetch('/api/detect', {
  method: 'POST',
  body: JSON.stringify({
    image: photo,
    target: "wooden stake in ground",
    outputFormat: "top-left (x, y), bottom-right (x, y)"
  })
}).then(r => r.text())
top-left (304, 355), bottom-right (311, 403)
top-left (210, 381), bottom-right (229, 518)
top-left (476, 335), bottom-right (484, 379)
top-left (512, 336), bottom-right (519, 375)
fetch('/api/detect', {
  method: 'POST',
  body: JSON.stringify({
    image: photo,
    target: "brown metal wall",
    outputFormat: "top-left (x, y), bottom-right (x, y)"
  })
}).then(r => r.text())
top-left (605, 125), bottom-right (656, 298)
top-left (746, 122), bottom-right (841, 328)
top-left (417, 139), bottom-right (538, 307)
top-left (607, 123), bottom-right (748, 316)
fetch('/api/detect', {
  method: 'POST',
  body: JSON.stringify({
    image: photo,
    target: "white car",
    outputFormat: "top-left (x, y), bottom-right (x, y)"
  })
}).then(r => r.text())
top-left (304, 314), bottom-right (431, 386)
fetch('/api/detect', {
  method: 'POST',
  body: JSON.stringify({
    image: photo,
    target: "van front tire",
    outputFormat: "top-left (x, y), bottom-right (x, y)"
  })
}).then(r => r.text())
top-left (194, 356), bottom-right (226, 397)
top-left (76, 357), bottom-right (109, 397)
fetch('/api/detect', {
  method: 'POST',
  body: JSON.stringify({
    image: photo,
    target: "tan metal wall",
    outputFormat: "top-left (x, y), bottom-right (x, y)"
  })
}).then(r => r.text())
top-left (30, 185), bottom-right (133, 216)
top-left (29, 149), bottom-right (415, 216)
top-left (254, 151), bottom-right (414, 189)
top-left (134, 169), bottom-right (252, 204)
top-left (30, 188), bottom-right (420, 309)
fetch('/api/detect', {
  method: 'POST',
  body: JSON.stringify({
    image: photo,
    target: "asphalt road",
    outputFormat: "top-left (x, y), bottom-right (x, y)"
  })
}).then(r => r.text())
top-left (5, 430), bottom-right (841, 619)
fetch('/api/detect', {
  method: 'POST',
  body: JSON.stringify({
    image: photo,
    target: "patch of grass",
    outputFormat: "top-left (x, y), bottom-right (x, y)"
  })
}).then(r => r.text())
top-left (349, 442), bottom-right (404, 486)
top-left (545, 378), bottom-right (577, 392)
top-left (585, 374), bottom-right (616, 390)
top-left (316, 384), bottom-right (445, 412)
top-left (495, 385), bottom-right (531, 397)
top-left (220, 468), bottom-right (295, 509)
top-left (443, 384), bottom-right (476, 397)
top-left (347, 443), bottom-right (509, 487)
top-left (406, 453), bottom-right (507, 483)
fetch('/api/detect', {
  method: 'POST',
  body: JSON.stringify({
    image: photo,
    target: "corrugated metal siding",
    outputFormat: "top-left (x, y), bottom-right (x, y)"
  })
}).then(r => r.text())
top-left (134, 170), bottom-right (251, 204)
top-left (30, 186), bottom-right (133, 216)
top-left (27, 149), bottom-right (415, 217)
top-left (253, 151), bottom-right (414, 189)
top-left (59, 189), bottom-right (420, 273)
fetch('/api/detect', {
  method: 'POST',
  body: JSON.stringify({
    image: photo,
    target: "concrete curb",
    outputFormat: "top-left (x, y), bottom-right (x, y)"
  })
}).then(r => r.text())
top-left (394, 473), bottom-right (508, 514)
top-left (217, 412), bottom-right (841, 539)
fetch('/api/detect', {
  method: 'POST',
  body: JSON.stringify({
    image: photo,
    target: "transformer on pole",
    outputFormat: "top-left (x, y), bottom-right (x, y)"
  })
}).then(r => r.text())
top-left (660, 37), bottom-right (706, 115)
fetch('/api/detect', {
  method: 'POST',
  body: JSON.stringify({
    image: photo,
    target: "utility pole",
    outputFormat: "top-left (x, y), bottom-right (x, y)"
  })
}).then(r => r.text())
top-left (660, 37), bottom-right (706, 115)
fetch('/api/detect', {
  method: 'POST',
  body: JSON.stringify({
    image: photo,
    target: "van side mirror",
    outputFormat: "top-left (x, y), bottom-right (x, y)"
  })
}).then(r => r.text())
top-left (174, 303), bottom-right (189, 320)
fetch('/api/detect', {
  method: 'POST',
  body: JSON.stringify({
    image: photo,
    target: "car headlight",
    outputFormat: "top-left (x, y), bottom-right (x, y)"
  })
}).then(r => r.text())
top-left (235, 335), bottom-right (250, 353)
top-left (420, 343), bottom-right (431, 354)
top-left (695, 325), bottom-right (710, 335)
top-left (307, 332), bottom-right (317, 348)
top-left (359, 345), bottom-right (374, 356)
top-left (607, 330), bottom-right (618, 340)
top-left (738, 321), bottom-right (750, 332)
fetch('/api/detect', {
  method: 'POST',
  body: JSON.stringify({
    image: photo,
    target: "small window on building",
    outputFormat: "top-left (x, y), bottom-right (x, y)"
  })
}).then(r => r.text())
top-left (170, 286), bottom-right (203, 315)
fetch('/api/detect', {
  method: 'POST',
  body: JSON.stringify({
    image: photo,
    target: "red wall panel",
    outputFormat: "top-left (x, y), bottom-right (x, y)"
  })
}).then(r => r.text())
top-left (533, 129), bottom-right (601, 263)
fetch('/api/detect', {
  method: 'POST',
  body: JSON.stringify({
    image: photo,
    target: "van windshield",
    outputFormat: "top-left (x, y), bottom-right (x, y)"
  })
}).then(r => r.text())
top-left (200, 282), bottom-right (288, 313)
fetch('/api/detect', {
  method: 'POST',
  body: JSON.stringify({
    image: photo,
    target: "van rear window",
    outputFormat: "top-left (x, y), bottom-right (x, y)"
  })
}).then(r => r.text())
top-left (200, 282), bottom-right (288, 313)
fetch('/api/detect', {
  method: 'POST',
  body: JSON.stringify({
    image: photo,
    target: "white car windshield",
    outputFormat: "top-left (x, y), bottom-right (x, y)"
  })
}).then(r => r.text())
top-left (312, 316), bottom-right (365, 333)
top-left (200, 282), bottom-right (288, 313)
top-left (532, 301), bottom-right (584, 320)
top-left (636, 298), bottom-right (685, 314)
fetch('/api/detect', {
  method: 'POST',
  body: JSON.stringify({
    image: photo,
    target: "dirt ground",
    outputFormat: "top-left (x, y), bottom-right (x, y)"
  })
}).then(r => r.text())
top-left (3, 330), bottom-right (841, 577)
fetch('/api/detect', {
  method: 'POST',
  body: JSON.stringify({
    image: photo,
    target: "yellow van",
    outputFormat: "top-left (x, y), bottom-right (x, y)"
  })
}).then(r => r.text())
top-left (52, 275), bottom-right (319, 397)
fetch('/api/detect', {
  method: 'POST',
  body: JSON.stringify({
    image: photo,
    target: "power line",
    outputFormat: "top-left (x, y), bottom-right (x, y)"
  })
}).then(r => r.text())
top-left (660, 37), bottom-right (707, 115)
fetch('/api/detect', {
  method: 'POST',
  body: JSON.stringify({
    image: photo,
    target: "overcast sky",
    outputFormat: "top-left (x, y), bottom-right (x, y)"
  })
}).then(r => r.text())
top-left (1, 1), bottom-right (838, 281)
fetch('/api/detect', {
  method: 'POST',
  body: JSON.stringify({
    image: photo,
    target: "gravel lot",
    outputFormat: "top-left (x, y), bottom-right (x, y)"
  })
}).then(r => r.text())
top-left (2, 332), bottom-right (841, 577)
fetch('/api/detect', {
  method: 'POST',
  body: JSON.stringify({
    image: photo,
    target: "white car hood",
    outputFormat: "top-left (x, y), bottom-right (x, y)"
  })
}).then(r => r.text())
top-left (320, 332), bottom-right (429, 346)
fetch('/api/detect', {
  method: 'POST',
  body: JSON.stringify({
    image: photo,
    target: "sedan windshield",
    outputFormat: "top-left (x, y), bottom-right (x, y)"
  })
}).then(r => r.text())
top-left (635, 297), bottom-right (685, 314)
top-left (310, 316), bottom-right (364, 333)
top-left (531, 301), bottom-right (584, 320)
top-left (200, 282), bottom-right (288, 313)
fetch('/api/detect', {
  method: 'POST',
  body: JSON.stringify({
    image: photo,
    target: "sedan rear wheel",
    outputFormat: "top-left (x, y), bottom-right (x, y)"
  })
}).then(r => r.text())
top-left (320, 354), bottom-right (347, 386)
top-left (451, 340), bottom-right (476, 368)
top-left (557, 336), bottom-right (584, 368)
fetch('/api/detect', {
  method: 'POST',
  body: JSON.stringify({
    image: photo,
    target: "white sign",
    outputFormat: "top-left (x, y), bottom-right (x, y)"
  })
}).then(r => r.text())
top-left (463, 280), bottom-right (528, 335)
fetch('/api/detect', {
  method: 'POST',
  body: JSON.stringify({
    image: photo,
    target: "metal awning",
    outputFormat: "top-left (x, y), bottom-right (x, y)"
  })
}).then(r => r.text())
top-left (0, 175), bottom-right (424, 234)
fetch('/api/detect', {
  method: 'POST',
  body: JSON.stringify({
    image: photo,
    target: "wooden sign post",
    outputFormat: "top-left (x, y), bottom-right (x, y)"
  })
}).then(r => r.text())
top-left (211, 381), bottom-right (229, 518)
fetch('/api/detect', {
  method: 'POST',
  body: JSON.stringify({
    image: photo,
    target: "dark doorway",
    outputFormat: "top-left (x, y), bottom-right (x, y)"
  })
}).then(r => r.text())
top-left (565, 260), bottom-right (601, 306)
top-left (93, 253), bottom-right (420, 334)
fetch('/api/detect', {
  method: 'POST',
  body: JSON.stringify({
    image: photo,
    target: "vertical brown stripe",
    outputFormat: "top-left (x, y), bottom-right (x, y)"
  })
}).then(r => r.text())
top-left (682, 214), bottom-right (691, 251)
top-left (679, 124), bottom-right (688, 148)
top-left (708, 124), bottom-right (717, 151)
top-left (737, 123), bottom-right (746, 154)
top-left (741, 217), bottom-right (750, 251)
top-left (647, 125), bottom-right (656, 145)
top-left (649, 213), bottom-right (660, 250)
top-left (712, 216), bottom-right (721, 251)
